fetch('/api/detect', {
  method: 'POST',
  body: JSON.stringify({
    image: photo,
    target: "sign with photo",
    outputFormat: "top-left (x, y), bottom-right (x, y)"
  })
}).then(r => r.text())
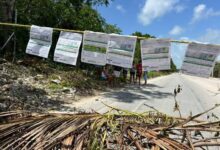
top-left (54, 31), bottom-right (82, 65)
top-left (107, 34), bottom-right (137, 68)
top-left (26, 25), bottom-right (53, 58)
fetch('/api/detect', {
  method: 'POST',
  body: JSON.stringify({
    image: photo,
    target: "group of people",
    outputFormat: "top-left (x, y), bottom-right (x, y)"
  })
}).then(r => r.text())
top-left (129, 61), bottom-right (148, 85)
top-left (101, 65), bottom-right (119, 86)
top-left (100, 61), bottom-right (148, 86)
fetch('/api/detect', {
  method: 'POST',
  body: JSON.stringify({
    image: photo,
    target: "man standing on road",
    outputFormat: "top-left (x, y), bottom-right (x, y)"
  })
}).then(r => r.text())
top-left (130, 63), bottom-right (136, 84)
top-left (136, 61), bottom-right (142, 85)
top-left (143, 68), bottom-right (148, 85)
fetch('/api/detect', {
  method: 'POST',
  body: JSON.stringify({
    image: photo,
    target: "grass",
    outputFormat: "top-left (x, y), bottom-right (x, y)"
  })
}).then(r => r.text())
top-left (83, 45), bottom-right (106, 53)
top-left (148, 71), bottom-right (170, 79)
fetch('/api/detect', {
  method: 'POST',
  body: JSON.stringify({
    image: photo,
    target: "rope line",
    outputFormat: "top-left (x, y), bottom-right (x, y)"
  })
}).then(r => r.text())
top-left (0, 22), bottom-right (193, 44)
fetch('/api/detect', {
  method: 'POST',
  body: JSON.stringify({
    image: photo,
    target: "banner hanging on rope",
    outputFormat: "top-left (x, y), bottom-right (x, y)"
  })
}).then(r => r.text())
top-left (81, 31), bottom-right (109, 66)
top-left (106, 35), bottom-right (137, 68)
top-left (26, 25), bottom-right (53, 58)
top-left (181, 43), bottom-right (220, 78)
top-left (54, 32), bottom-right (82, 65)
top-left (141, 39), bottom-right (171, 71)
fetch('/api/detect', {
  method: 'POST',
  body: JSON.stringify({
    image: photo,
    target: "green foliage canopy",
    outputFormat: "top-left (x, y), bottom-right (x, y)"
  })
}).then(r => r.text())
top-left (0, 0), bottom-right (121, 58)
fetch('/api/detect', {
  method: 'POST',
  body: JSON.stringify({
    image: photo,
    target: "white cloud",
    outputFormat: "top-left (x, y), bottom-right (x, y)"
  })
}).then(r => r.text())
top-left (197, 29), bottom-right (220, 44)
top-left (180, 37), bottom-right (190, 41)
top-left (169, 25), bottom-right (184, 35)
top-left (138, 0), bottom-right (180, 26)
top-left (116, 5), bottom-right (126, 13)
top-left (175, 5), bottom-right (185, 13)
top-left (191, 4), bottom-right (220, 23)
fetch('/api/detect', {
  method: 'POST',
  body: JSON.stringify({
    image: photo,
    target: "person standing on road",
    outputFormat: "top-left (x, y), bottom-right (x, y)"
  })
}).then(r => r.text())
top-left (130, 63), bottom-right (136, 84)
top-left (136, 61), bottom-right (142, 85)
top-left (123, 68), bottom-right (128, 83)
top-left (143, 69), bottom-right (148, 85)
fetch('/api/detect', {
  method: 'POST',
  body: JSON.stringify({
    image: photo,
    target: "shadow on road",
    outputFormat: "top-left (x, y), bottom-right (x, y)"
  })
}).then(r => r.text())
top-left (0, 83), bottom-right (78, 113)
top-left (102, 84), bottom-right (173, 103)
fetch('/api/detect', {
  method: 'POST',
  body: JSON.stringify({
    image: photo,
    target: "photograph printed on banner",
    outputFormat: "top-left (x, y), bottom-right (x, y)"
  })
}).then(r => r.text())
top-left (81, 31), bottom-right (109, 66)
top-left (54, 31), bottom-right (82, 65)
top-left (26, 25), bottom-right (53, 58)
top-left (141, 39), bottom-right (171, 71)
top-left (106, 34), bottom-right (137, 68)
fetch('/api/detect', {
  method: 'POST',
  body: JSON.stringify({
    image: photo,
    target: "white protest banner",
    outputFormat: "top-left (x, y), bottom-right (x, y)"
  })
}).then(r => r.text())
top-left (181, 43), bottom-right (220, 78)
top-left (107, 35), bottom-right (137, 68)
top-left (81, 31), bottom-right (109, 66)
top-left (141, 39), bottom-right (171, 71)
top-left (26, 25), bottom-right (53, 58)
top-left (54, 32), bottom-right (82, 65)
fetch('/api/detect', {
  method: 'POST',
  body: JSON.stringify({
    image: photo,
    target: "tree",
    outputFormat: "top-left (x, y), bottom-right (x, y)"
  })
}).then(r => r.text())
top-left (0, 0), bottom-right (16, 22)
top-left (170, 58), bottom-right (177, 72)
top-left (103, 24), bottom-right (122, 34)
top-left (0, 0), bottom-right (16, 56)
top-left (213, 62), bottom-right (220, 77)
top-left (0, 0), bottom-right (121, 59)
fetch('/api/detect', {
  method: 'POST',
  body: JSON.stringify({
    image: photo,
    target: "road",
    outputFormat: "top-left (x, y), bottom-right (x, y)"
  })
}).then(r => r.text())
top-left (75, 73), bottom-right (220, 119)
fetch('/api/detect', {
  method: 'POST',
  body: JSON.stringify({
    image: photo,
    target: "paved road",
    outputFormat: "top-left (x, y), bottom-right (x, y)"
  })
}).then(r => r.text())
top-left (76, 73), bottom-right (220, 119)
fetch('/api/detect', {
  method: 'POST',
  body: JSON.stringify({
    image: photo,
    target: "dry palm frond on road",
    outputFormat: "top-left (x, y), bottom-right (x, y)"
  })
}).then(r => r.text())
top-left (0, 105), bottom-right (220, 150)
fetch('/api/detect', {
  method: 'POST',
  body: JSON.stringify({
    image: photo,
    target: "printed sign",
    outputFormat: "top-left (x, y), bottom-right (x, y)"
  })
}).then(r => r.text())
top-left (26, 25), bottom-right (53, 58)
top-left (107, 35), bottom-right (137, 68)
top-left (141, 39), bottom-right (171, 71)
top-left (54, 32), bottom-right (82, 65)
top-left (181, 43), bottom-right (220, 78)
top-left (81, 31), bottom-right (109, 66)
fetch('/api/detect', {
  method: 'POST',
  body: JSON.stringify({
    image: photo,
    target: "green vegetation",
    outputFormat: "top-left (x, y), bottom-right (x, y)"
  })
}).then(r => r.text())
top-left (171, 58), bottom-right (177, 72)
top-left (213, 62), bottom-right (220, 77)
top-left (0, 1), bottom-right (178, 92)
top-left (0, 0), bottom-right (121, 59)
top-left (83, 45), bottom-right (106, 53)
top-left (148, 71), bottom-right (170, 79)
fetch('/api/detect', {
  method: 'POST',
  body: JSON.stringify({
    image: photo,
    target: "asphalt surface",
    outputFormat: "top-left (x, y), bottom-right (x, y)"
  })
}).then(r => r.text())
top-left (77, 73), bottom-right (220, 119)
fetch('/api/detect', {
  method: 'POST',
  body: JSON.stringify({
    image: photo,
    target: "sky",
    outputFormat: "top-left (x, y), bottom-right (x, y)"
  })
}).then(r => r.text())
top-left (96, 0), bottom-right (220, 68)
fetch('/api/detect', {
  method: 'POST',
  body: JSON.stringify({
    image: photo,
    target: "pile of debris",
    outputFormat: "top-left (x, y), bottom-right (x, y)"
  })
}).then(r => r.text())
top-left (0, 59), bottom-right (105, 113)
top-left (0, 104), bottom-right (219, 150)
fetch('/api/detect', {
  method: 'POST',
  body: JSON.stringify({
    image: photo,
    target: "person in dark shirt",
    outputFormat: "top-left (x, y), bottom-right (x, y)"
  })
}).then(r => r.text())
top-left (123, 68), bottom-right (128, 83)
top-left (136, 61), bottom-right (142, 85)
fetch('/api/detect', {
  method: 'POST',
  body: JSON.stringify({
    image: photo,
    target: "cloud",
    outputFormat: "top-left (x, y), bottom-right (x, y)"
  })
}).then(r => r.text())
top-left (180, 37), bottom-right (190, 41)
top-left (116, 5), bottom-right (126, 13)
top-left (175, 5), bottom-right (186, 13)
top-left (138, 0), bottom-right (180, 26)
top-left (197, 29), bottom-right (220, 44)
top-left (191, 4), bottom-right (220, 23)
top-left (169, 25), bottom-right (184, 36)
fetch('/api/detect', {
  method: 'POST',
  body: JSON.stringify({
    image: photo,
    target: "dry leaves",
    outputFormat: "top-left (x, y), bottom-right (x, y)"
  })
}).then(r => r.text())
top-left (0, 104), bottom-right (219, 150)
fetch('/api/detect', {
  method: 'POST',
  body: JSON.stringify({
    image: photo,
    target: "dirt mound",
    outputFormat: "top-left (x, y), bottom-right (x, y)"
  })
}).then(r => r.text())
top-left (0, 59), bottom-right (106, 112)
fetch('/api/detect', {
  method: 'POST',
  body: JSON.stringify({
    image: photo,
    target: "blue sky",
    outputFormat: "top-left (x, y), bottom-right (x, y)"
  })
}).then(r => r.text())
top-left (96, 0), bottom-right (220, 68)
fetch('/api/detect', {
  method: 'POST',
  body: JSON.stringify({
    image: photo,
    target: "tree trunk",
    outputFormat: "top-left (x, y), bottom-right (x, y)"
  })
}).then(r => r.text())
top-left (0, 0), bottom-right (16, 22)
top-left (0, 0), bottom-right (16, 57)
